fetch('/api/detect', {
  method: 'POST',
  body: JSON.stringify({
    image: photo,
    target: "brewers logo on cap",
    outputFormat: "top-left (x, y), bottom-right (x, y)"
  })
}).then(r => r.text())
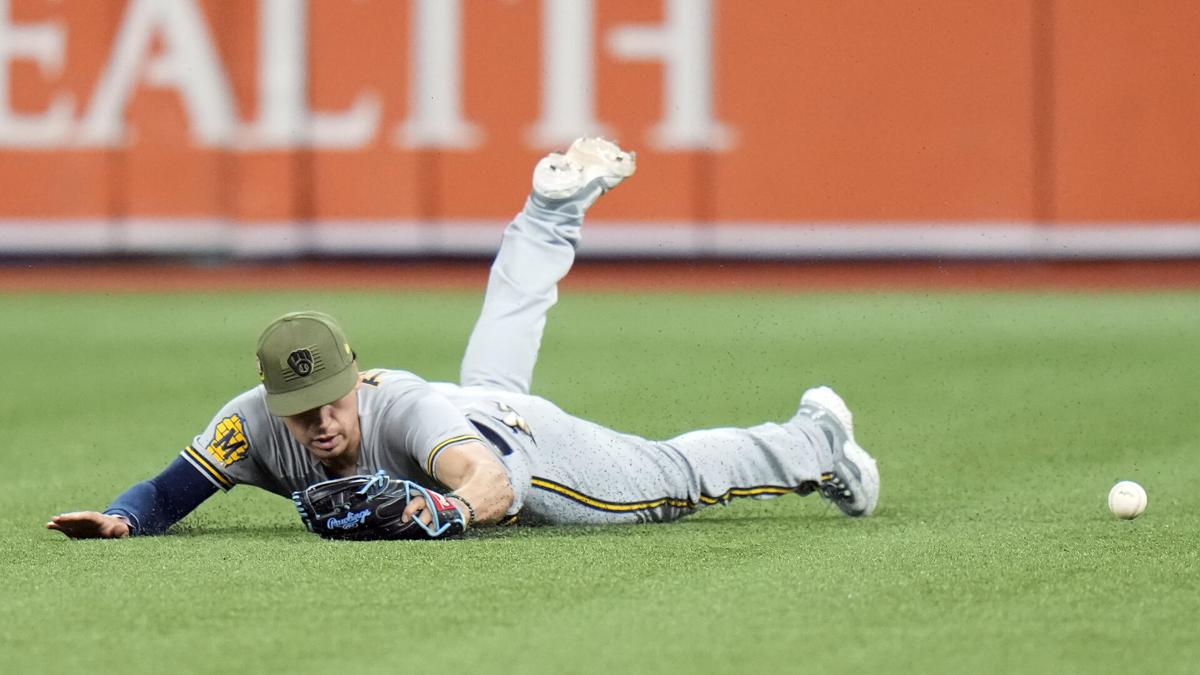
top-left (288, 348), bottom-right (314, 377)
top-left (280, 345), bottom-right (325, 382)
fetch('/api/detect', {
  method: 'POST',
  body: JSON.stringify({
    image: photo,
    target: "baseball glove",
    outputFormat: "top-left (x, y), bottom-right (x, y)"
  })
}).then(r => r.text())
top-left (292, 471), bottom-right (465, 541)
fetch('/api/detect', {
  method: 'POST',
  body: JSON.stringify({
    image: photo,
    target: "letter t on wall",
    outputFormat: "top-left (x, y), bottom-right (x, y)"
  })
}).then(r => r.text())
top-left (395, 0), bottom-right (482, 149)
top-left (527, 0), bottom-right (611, 149)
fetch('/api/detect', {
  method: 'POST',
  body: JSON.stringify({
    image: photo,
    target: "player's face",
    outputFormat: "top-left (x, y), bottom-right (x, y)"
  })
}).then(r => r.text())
top-left (281, 386), bottom-right (362, 464)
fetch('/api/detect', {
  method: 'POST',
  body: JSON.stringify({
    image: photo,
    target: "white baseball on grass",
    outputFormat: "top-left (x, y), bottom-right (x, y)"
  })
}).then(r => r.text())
top-left (1107, 480), bottom-right (1147, 520)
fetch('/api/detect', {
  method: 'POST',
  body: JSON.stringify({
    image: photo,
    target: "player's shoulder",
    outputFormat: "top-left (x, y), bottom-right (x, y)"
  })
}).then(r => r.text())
top-left (227, 383), bottom-right (269, 406)
top-left (218, 384), bottom-right (270, 418)
top-left (189, 385), bottom-right (274, 478)
top-left (205, 385), bottom-right (279, 441)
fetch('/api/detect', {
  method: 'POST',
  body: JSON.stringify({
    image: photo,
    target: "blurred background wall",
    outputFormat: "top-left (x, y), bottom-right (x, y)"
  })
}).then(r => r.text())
top-left (0, 0), bottom-right (1197, 259)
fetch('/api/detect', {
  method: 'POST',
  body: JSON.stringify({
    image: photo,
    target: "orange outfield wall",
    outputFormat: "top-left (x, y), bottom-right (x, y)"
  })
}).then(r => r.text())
top-left (0, 0), bottom-right (1197, 254)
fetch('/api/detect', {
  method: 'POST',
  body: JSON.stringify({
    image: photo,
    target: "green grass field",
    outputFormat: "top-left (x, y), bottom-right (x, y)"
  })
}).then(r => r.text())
top-left (2, 289), bottom-right (1197, 674)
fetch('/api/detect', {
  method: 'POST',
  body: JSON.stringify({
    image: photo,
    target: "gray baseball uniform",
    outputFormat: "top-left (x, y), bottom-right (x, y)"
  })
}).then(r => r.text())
top-left (183, 196), bottom-right (834, 526)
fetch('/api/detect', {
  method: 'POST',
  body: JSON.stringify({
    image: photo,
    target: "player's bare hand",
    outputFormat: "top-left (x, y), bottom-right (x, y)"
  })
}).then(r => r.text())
top-left (46, 512), bottom-right (130, 539)
top-left (401, 496), bottom-right (435, 527)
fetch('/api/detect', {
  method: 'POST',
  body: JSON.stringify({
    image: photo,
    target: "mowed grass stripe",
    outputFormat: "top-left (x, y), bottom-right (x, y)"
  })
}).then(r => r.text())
top-left (1, 291), bottom-right (1197, 675)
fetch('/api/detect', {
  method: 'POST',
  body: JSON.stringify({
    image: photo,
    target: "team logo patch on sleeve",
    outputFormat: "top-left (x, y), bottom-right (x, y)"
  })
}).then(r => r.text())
top-left (207, 414), bottom-right (250, 466)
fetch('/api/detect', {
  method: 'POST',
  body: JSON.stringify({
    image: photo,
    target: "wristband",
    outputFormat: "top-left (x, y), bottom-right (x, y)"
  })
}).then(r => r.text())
top-left (446, 493), bottom-right (476, 527)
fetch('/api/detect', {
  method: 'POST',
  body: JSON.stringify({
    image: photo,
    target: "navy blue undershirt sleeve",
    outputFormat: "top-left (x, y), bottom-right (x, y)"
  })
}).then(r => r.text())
top-left (103, 455), bottom-right (219, 536)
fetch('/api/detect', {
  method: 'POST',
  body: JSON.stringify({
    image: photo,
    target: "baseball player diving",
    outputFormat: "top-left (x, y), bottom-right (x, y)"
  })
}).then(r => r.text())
top-left (47, 138), bottom-right (880, 541)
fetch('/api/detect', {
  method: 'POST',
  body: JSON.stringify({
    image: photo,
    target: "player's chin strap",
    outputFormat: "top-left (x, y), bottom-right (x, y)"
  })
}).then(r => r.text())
top-left (401, 480), bottom-right (458, 538)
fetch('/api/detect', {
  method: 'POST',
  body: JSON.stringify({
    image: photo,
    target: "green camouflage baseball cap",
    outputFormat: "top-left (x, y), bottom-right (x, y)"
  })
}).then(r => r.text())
top-left (255, 311), bottom-right (358, 416)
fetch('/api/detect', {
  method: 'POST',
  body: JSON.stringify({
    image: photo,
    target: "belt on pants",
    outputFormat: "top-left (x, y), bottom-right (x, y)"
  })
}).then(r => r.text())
top-left (470, 419), bottom-right (519, 457)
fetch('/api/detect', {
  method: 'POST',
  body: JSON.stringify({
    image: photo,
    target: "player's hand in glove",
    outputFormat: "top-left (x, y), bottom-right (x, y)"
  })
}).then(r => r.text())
top-left (292, 471), bottom-right (467, 541)
top-left (46, 511), bottom-right (131, 539)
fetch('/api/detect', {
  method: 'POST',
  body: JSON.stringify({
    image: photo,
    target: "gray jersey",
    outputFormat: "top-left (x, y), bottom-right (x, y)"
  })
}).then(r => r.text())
top-left (184, 369), bottom-right (485, 498)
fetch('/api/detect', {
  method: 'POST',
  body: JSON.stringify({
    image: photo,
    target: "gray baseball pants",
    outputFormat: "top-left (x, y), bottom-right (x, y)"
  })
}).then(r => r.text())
top-left (453, 196), bottom-right (833, 525)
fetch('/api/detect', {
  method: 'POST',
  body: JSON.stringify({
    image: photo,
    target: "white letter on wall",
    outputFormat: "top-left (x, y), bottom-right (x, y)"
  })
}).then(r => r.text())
top-left (78, 0), bottom-right (235, 147)
top-left (526, 0), bottom-right (609, 149)
top-left (0, 0), bottom-right (73, 147)
top-left (395, 0), bottom-right (481, 149)
top-left (607, 0), bottom-right (732, 150)
top-left (238, 0), bottom-right (379, 149)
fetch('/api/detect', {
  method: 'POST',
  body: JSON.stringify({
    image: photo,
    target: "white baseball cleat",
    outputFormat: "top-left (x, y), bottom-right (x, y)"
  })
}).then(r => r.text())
top-left (794, 386), bottom-right (880, 517)
top-left (531, 137), bottom-right (636, 208)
